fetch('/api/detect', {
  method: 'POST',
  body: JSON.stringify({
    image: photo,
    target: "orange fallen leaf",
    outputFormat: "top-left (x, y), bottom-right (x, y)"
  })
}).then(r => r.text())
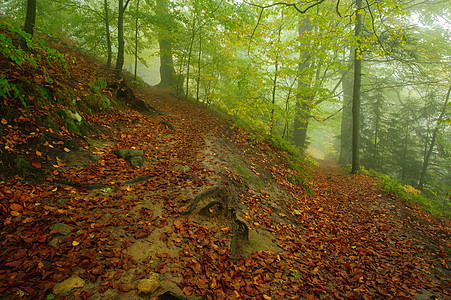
top-left (10, 203), bottom-right (22, 211)
top-left (64, 147), bottom-right (70, 152)
top-left (1, 118), bottom-right (7, 125)
top-left (32, 162), bottom-right (41, 168)
top-left (36, 150), bottom-right (42, 157)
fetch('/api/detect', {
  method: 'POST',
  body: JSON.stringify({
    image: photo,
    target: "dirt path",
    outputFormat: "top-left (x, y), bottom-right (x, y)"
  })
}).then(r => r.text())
top-left (308, 162), bottom-right (451, 299)
top-left (1, 88), bottom-right (450, 300)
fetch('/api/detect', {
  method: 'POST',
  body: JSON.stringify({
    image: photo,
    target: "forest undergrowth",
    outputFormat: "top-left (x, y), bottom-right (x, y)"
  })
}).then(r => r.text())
top-left (0, 21), bottom-right (450, 300)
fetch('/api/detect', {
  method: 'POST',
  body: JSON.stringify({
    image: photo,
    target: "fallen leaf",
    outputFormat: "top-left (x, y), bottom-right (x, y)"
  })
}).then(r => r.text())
top-left (10, 203), bottom-right (22, 211)
top-left (1, 118), bottom-right (7, 124)
top-left (32, 161), bottom-right (42, 168)
top-left (63, 147), bottom-right (70, 152)
top-left (72, 241), bottom-right (80, 246)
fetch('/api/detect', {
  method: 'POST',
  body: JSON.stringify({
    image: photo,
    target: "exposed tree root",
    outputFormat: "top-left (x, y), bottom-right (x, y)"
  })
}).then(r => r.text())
top-left (183, 186), bottom-right (251, 258)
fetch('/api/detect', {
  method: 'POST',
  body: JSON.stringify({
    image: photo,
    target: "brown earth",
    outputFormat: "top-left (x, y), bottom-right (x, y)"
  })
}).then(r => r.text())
top-left (1, 84), bottom-right (450, 300)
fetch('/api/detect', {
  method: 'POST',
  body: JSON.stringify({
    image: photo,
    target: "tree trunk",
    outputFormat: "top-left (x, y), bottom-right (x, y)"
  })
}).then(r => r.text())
top-left (23, 0), bottom-right (36, 36)
top-left (338, 61), bottom-right (353, 165)
top-left (104, 0), bottom-right (112, 68)
top-left (115, 0), bottom-right (131, 71)
top-left (134, 0), bottom-right (140, 80)
top-left (196, 27), bottom-right (202, 102)
top-left (20, 0), bottom-right (36, 49)
top-left (158, 39), bottom-right (177, 88)
top-left (186, 17), bottom-right (196, 98)
top-left (418, 84), bottom-right (451, 190)
top-left (401, 124), bottom-right (409, 182)
top-left (351, 0), bottom-right (363, 174)
top-left (293, 17), bottom-right (314, 151)
top-left (156, 0), bottom-right (177, 88)
top-left (371, 96), bottom-right (381, 170)
top-left (270, 56), bottom-right (279, 136)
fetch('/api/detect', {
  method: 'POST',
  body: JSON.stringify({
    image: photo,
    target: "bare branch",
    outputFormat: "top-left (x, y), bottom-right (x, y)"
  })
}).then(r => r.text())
top-left (243, 1), bottom-right (326, 14)
top-left (364, 0), bottom-right (387, 55)
top-left (247, 7), bottom-right (264, 53)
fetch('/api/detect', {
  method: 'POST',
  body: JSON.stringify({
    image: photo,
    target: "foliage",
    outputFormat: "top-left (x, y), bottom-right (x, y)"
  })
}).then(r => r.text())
top-left (87, 77), bottom-right (110, 110)
top-left (344, 164), bottom-right (450, 217)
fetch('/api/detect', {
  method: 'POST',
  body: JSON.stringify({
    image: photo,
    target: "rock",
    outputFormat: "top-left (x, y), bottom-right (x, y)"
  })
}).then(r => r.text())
top-left (114, 149), bottom-right (144, 166)
top-left (172, 166), bottom-right (190, 172)
top-left (49, 237), bottom-right (60, 248)
top-left (50, 222), bottom-right (73, 236)
top-left (53, 275), bottom-right (85, 295)
top-left (137, 278), bottom-right (160, 295)
top-left (129, 156), bottom-right (143, 167)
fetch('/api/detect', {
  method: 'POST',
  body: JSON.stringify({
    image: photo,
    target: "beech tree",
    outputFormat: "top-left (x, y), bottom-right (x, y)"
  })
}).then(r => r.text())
top-left (115, 0), bottom-right (131, 71)
top-left (155, 0), bottom-right (177, 88)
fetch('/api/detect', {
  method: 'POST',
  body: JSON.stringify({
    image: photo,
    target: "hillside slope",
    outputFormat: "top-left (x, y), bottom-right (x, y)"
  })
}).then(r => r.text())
top-left (1, 19), bottom-right (450, 300)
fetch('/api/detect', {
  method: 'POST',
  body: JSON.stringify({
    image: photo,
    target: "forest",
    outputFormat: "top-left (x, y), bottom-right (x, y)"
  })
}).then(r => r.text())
top-left (0, 0), bottom-right (450, 299)
top-left (2, 0), bottom-right (449, 204)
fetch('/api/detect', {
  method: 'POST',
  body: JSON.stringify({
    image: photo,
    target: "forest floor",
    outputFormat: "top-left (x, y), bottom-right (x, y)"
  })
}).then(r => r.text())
top-left (0, 26), bottom-right (450, 299)
top-left (1, 83), bottom-right (450, 300)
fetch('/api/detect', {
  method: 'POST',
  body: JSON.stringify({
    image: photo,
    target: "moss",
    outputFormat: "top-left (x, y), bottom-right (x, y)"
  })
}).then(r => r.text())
top-left (235, 163), bottom-right (262, 188)
top-left (15, 156), bottom-right (31, 176)
top-left (35, 85), bottom-right (53, 106)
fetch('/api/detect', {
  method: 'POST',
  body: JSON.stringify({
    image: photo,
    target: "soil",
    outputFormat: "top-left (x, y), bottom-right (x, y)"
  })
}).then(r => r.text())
top-left (0, 84), bottom-right (450, 300)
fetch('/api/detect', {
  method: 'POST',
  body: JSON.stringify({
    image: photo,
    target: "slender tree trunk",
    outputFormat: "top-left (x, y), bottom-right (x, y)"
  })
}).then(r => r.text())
top-left (293, 17), bottom-right (314, 151)
top-left (116, 0), bottom-right (131, 71)
top-left (270, 56), bottom-right (279, 136)
top-left (134, 0), bottom-right (140, 80)
top-left (270, 23), bottom-right (283, 136)
top-left (196, 27), bottom-right (202, 102)
top-left (186, 17), bottom-right (196, 99)
top-left (176, 51), bottom-right (186, 95)
top-left (418, 84), bottom-right (451, 190)
top-left (401, 124), bottom-right (409, 181)
top-left (338, 63), bottom-right (353, 165)
top-left (351, 0), bottom-right (363, 173)
top-left (371, 96), bottom-right (381, 169)
top-left (104, 0), bottom-right (112, 68)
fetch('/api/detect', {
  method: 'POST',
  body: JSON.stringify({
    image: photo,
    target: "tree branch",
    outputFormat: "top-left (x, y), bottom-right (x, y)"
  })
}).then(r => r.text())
top-left (244, 1), bottom-right (326, 14)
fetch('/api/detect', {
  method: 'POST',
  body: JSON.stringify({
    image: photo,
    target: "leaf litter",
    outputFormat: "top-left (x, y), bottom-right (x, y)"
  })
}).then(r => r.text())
top-left (0, 30), bottom-right (449, 300)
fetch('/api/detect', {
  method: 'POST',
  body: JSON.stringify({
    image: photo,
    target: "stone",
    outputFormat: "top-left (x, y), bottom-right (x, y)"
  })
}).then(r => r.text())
top-left (49, 237), bottom-right (60, 248)
top-left (137, 278), bottom-right (160, 295)
top-left (114, 149), bottom-right (144, 166)
top-left (172, 166), bottom-right (190, 172)
top-left (50, 222), bottom-right (73, 236)
top-left (129, 156), bottom-right (143, 167)
top-left (114, 149), bottom-right (144, 159)
top-left (53, 275), bottom-right (85, 295)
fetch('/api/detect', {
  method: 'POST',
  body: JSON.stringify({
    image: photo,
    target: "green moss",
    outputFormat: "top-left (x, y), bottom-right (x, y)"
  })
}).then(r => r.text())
top-left (15, 156), bottom-right (31, 176)
top-left (235, 163), bottom-right (262, 188)
top-left (347, 165), bottom-right (450, 218)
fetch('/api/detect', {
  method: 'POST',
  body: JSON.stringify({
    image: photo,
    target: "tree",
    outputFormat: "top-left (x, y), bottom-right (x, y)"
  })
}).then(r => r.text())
top-left (115, 0), bottom-right (131, 72)
top-left (134, 0), bottom-right (140, 79)
top-left (104, 0), bottom-right (112, 68)
top-left (351, 0), bottom-right (362, 173)
top-left (338, 56), bottom-right (353, 165)
top-left (155, 0), bottom-right (177, 88)
top-left (418, 85), bottom-right (451, 190)
top-left (293, 16), bottom-right (314, 151)
top-left (19, 0), bottom-right (36, 49)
